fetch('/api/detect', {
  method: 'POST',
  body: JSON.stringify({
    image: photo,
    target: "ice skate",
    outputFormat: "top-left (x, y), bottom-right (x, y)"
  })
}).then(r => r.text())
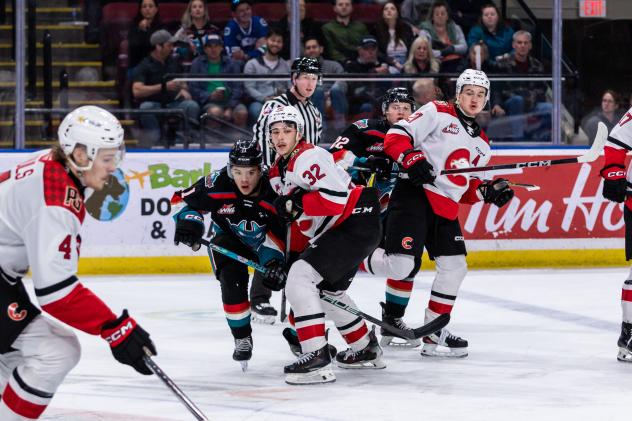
top-left (283, 327), bottom-right (338, 358)
top-left (284, 344), bottom-right (335, 385)
top-left (233, 336), bottom-right (253, 371)
top-left (617, 322), bottom-right (632, 362)
top-left (379, 302), bottom-right (421, 348)
top-left (336, 326), bottom-right (386, 369)
top-left (421, 328), bottom-right (468, 358)
top-left (251, 302), bottom-right (277, 324)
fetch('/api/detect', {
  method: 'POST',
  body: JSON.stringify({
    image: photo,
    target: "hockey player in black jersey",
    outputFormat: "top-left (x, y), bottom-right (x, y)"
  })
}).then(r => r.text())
top-left (330, 87), bottom-right (422, 347)
top-left (171, 140), bottom-right (287, 370)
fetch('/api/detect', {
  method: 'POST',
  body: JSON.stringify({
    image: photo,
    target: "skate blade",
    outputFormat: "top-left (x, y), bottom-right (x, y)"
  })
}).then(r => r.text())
top-left (285, 365), bottom-right (336, 385)
top-left (252, 314), bottom-right (276, 325)
top-left (380, 335), bottom-right (421, 348)
top-left (617, 347), bottom-right (632, 362)
top-left (335, 358), bottom-right (386, 370)
top-left (239, 360), bottom-right (249, 371)
top-left (421, 344), bottom-right (468, 358)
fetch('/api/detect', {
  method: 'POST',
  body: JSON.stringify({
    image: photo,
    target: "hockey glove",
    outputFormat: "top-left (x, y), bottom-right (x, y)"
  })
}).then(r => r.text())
top-left (101, 310), bottom-right (156, 375)
top-left (600, 164), bottom-right (627, 203)
top-left (173, 207), bottom-right (204, 251)
top-left (274, 189), bottom-right (305, 221)
top-left (261, 259), bottom-right (288, 291)
top-left (478, 178), bottom-right (515, 208)
top-left (401, 150), bottom-right (435, 186)
top-left (355, 156), bottom-right (392, 181)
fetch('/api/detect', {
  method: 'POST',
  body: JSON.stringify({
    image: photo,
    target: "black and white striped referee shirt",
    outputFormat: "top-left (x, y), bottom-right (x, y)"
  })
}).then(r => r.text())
top-left (252, 89), bottom-right (323, 166)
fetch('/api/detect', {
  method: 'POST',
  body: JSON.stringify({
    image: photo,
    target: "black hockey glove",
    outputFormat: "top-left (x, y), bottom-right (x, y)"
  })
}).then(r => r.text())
top-left (173, 207), bottom-right (204, 251)
top-left (401, 150), bottom-right (435, 186)
top-left (261, 259), bottom-right (288, 291)
top-left (101, 310), bottom-right (156, 375)
top-left (274, 189), bottom-right (305, 221)
top-left (600, 164), bottom-right (627, 203)
top-left (478, 178), bottom-right (515, 208)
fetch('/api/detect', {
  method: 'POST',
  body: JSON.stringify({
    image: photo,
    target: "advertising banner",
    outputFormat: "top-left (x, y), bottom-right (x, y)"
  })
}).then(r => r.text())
top-left (0, 149), bottom-right (625, 257)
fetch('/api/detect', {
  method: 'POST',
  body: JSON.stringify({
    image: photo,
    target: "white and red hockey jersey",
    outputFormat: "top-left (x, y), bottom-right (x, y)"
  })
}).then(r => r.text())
top-left (0, 151), bottom-right (116, 334)
top-left (603, 106), bottom-right (632, 211)
top-left (384, 100), bottom-right (491, 220)
top-left (269, 141), bottom-right (363, 241)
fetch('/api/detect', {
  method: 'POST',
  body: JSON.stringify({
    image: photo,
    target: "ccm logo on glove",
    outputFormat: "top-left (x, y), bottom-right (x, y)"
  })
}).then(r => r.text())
top-left (606, 170), bottom-right (625, 178)
top-left (102, 319), bottom-right (137, 347)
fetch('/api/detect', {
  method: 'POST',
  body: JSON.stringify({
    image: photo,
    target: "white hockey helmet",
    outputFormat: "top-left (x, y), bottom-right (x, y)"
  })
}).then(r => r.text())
top-left (58, 105), bottom-right (125, 171)
top-left (456, 68), bottom-right (490, 104)
top-left (267, 105), bottom-right (305, 138)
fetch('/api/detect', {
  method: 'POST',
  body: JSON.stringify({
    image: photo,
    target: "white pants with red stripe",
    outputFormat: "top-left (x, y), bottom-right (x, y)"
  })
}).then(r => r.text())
top-left (0, 315), bottom-right (81, 420)
top-left (286, 260), bottom-right (369, 353)
top-left (424, 255), bottom-right (467, 323)
top-left (623, 267), bottom-right (632, 323)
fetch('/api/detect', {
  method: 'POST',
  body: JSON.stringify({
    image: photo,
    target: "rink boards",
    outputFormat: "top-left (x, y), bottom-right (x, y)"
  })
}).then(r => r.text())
top-left (0, 149), bottom-right (627, 273)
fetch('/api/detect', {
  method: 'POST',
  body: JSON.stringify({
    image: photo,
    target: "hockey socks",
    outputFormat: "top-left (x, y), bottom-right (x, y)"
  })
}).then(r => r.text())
top-left (223, 301), bottom-right (252, 339)
top-left (384, 277), bottom-right (414, 318)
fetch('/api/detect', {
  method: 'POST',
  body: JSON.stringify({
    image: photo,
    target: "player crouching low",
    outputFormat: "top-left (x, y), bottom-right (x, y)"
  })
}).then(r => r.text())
top-left (171, 140), bottom-right (287, 371)
top-left (267, 106), bottom-right (383, 385)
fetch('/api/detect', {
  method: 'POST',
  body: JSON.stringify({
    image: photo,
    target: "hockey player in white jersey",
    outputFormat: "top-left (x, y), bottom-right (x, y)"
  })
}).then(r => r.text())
top-left (598, 106), bottom-right (632, 362)
top-left (267, 106), bottom-right (382, 384)
top-left (362, 69), bottom-right (515, 357)
top-left (0, 106), bottom-right (156, 420)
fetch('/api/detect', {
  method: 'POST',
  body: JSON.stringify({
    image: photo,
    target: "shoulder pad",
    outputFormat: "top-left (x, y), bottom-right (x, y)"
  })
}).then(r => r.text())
top-left (433, 101), bottom-right (457, 117)
top-left (43, 160), bottom-right (85, 223)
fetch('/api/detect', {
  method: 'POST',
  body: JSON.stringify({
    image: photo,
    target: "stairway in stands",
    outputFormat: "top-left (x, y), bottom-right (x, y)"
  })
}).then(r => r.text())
top-left (0, 1), bottom-right (124, 149)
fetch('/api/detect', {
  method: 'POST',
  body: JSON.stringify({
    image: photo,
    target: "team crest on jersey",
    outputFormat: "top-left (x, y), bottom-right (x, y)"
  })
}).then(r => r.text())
top-left (401, 236), bottom-right (413, 250)
top-left (366, 143), bottom-right (384, 153)
top-left (64, 186), bottom-right (83, 213)
top-left (7, 302), bottom-right (27, 321)
top-left (204, 174), bottom-right (214, 188)
top-left (353, 119), bottom-right (369, 129)
top-left (218, 204), bottom-right (236, 215)
top-left (445, 148), bottom-right (470, 187)
top-left (442, 123), bottom-right (460, 135)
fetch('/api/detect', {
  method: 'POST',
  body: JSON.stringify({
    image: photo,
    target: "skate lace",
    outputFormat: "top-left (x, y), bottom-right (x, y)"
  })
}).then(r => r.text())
top-left (295, 350), bottom-right (316, 365)
top-left (235, 337), bottom-right (252, 352)
top-left (438, 329), bottom-right (460, 344)
top-left (393, 317), bottom-right (411, 331)
top-left (257, 303), bottom-right (274, 310)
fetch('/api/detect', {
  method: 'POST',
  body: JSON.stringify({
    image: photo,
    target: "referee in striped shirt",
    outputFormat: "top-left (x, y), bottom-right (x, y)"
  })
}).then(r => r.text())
top-left (249, 57), bottom-right (323, 321)
top-left (253, 56), bottom-right (323, 166)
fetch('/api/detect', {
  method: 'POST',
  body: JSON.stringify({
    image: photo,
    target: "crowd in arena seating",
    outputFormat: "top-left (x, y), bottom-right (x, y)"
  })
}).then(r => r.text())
top-left (106, 0), bottom-right (556, 146)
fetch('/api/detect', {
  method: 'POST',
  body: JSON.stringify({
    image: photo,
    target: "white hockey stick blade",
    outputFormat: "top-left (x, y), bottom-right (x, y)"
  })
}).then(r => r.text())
top-left (577, 122), bottom-right (607, 163)
top-left (508, 182), bottom-right (540, 191)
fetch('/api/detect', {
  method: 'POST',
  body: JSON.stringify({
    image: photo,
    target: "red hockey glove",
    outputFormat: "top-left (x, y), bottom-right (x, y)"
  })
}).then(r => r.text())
top-left (401, 150), bottom-right (435, 186)
top-left (600, 164), bottom-right (627, 203)
top-left (101, 310), bottom-right (156, 375)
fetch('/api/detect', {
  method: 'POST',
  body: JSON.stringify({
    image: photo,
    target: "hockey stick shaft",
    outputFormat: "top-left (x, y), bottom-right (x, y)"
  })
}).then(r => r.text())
top-left (143, 349), bottom-right (209, 421)
top-left (439, 122), bottom-right (608, 175)
top-left (201, 239), bottom-right (450, 339)
top-left (279, 222), bottom-right (291, 323)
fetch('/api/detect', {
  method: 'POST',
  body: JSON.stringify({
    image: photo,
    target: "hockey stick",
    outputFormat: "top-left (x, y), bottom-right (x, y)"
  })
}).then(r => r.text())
top-left (279, 222), bottom-right (291, 323)
top-left (440, 122), bottom-right (608, 175)
top-left (508, 182), bottom-right (540, 191)
top-left (200, 239), bottom-right (450, 339)
top-left (143, 348), bottom-right (209, 421)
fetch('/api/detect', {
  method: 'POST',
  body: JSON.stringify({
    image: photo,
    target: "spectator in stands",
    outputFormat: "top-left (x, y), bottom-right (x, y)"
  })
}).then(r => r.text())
top-left (400, 0), bottom-right (433, 27)
top-left (132, 30), bottom-right (200, 147)
top-left (419, 0), bottom-right (467, 72)
top-left (490, 30), bottom-right (548, 140)
top-left (174, 0), bottom-right (220, 62)
top-left (190, 34), bottom-right (248, 129)
top-left (583, 90), bottom-right (623, 145)
top-left (373, 2), bottom-right (415, 71)
top-left (322, 0), bottom-right (370, 63)
top-left (224, 0), bottom-right (268, 63)
top-left (275, 0), bottom-right (323, 60)
top-left (467, 2), bottom-right (513, 62)
top-left (467, 40), bottom-right (492, 71)
top-left (447, 0), bottom-right (488, 35)
top-left (402, 35), bottom-right (439, 74)
top-left (243, 28), bottom-right (290, 124)
top-left (344, 36), bottom-right (392, 115)
top-left (303, 36), bottom-right (348, 131)
top-left (128, 0), bottom-right (163, 71)
top-left (411, 78), bottom-right (442, 107)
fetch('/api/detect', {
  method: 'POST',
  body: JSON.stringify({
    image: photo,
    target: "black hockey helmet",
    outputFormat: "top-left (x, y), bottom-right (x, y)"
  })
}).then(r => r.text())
top-left (381, 87), bottom-right (416, 114)
top-left (291, 56), bottom-right (321, 82)
top-left (229, 139), bottom-right (263, 168)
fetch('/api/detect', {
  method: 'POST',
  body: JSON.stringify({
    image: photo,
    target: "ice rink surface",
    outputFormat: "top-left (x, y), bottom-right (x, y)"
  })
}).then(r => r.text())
top-left (36, 268), bottom-right (632, 421)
